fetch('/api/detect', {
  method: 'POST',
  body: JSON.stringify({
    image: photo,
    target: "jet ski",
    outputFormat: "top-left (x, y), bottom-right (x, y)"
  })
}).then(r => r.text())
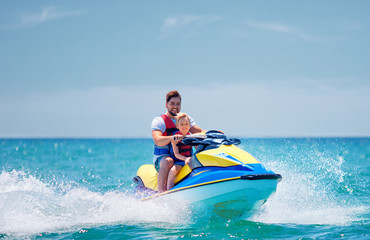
top-left (132, 130), bottom-right (282, 218)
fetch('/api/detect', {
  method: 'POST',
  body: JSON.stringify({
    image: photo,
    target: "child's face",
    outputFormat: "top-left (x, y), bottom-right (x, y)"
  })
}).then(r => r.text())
top-left (178, 118), bottom-right (190, 135)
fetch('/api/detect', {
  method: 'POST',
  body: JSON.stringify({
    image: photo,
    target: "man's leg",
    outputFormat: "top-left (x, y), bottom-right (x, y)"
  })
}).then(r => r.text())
top-left (158, 156), bottom-right (174, 192)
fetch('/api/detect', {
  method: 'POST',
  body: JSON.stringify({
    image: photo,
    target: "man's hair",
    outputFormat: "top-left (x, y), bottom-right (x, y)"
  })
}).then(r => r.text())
top-left (166, 90), bottom-right (181, 103)
top-left (176, 112), bottom-right (190, 126)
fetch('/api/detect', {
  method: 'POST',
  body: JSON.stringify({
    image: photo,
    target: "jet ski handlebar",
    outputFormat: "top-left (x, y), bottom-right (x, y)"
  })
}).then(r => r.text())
top-left (182, 138), bottom-right (211, 146)
top-left (182, 130), bottom-right (241, 147)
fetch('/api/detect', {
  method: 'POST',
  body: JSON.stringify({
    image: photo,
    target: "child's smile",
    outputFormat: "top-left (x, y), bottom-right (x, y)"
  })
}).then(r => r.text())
top-left (178, 118), bottom-right (190, 135)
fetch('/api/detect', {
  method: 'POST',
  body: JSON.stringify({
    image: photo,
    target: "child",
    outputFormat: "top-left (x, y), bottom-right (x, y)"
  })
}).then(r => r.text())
top-left (167, 112), bottom-right (193, 190)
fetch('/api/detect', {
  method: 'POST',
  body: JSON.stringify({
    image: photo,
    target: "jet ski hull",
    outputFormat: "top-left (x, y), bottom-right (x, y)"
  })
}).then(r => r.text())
top-left (143, 174), bottom-right (281, 218)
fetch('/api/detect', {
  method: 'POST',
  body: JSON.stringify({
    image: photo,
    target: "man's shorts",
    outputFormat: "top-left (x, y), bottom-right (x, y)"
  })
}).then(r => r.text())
top-left (153, 154), bottom-right (170, 172)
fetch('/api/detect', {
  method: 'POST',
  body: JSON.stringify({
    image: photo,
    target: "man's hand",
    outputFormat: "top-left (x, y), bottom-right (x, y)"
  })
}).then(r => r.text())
top-left (172, 135), bottom-right (184, 141)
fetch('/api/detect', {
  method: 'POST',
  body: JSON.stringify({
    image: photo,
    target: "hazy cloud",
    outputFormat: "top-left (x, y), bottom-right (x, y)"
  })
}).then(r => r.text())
top-left (160, 15), bottom-right (223, 39)
top-left (342, 21), bottom-right (367, 31)
top-left (2, 6), bottom-right (85, 29)
top-left (245, 20), bottom-right (353, 42)
top-left (245, 20), bottom-right (319, 41)
top-left (1, 82), bottom-right (369, 137)
top-left (246, 21), bottom-right (294, 33)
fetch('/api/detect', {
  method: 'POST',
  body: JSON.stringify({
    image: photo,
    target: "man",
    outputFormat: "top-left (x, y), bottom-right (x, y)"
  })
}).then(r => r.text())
top-left (151, 90), bottom-right (202, 192)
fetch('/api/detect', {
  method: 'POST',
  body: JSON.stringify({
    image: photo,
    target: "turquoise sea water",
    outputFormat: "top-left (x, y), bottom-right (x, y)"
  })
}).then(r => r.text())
top-left (0, 138), bottom-right (369, 239)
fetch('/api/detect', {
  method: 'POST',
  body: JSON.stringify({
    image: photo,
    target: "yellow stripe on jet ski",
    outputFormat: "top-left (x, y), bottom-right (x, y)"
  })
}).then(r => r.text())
top-left (141, 176), bottom-right (242, 201)
top-left (192, 170), bottom-right (210, 177)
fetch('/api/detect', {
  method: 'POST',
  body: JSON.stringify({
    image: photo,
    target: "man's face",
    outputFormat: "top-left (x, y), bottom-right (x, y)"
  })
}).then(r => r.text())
top-left (166, 97), bottom-right (181, 117)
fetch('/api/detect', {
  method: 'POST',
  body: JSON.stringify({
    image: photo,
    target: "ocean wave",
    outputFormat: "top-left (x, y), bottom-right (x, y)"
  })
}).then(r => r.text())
top-left (0, 170), bottom-right (190, 238)
top-left (250, 157), bottom-right (366, 225)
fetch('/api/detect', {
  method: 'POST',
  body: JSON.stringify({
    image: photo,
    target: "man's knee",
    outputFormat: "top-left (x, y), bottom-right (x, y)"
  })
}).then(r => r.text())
top-left (160, 156), bottom-right (174, 168)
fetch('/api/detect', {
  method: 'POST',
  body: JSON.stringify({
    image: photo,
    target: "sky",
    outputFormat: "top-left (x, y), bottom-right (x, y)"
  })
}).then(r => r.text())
top-left (0, 0), bottom-right (369, 138)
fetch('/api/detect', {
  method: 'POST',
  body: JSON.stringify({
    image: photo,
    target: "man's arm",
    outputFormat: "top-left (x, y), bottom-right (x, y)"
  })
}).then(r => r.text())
top-left (189, 125), bottom-right (203, 134)
top-left (152, 130), bottom-right (174, 146)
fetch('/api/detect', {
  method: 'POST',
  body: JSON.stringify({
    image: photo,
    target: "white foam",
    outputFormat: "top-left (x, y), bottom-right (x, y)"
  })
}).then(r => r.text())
top-left (250, 160), bottom-right (365, 225)
top-left (0, 170), bottom-right (190, 238)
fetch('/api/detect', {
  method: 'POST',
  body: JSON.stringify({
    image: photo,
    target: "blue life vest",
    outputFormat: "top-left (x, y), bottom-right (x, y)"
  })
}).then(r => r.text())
top-left (153, 114), bottom-right (178, 155)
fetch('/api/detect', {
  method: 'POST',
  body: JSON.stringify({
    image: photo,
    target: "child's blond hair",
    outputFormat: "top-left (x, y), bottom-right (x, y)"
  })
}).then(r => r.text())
top-left (176, 112), bottom-right (190, 126)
